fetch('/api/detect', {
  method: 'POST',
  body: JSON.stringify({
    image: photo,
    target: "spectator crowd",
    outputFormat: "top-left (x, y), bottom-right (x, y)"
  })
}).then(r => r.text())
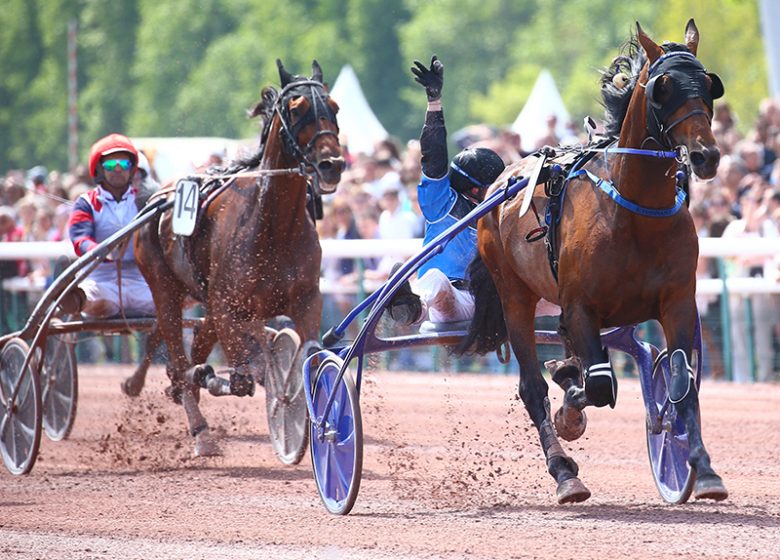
top-left (2, 97), bottom-right (780, 380)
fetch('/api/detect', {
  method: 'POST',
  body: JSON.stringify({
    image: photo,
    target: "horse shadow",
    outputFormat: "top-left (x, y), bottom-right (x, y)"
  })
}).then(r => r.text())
top-left (467, 502), bottom-right (780, 529)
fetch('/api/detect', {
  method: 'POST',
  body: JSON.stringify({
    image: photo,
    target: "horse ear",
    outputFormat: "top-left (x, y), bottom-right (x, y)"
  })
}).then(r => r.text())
top-left (685, 18), bottom-right (699, 56)
top-left (636, 22), bottom-right (663, 66)
top-left (277, 59), bottom-right (293, 87)
top-left (312, 60), bottom-right (324, 84)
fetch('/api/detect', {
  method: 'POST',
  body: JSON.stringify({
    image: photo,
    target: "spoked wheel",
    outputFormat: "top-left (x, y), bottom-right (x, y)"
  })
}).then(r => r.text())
top-left (645, 342), bottom-right (701, 504)
top-left (265, 333), bottom-right (312, 465)
top-left (42, 332), bottom-right (78, 441)
top-left (309, 352), bottom-right (363, 515)
top-left (0, 338), bottom-right (42, 475)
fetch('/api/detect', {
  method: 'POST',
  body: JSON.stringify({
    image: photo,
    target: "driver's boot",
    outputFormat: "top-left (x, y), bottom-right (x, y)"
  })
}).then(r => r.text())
top-left (56, 288), bottom-right (86, 317)
top-left (386, 263), bottom-right (423, 326)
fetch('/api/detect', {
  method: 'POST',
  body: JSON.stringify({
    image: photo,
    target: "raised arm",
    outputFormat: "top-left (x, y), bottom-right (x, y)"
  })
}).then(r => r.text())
top-left (411, 55), bottom-right (448, 179)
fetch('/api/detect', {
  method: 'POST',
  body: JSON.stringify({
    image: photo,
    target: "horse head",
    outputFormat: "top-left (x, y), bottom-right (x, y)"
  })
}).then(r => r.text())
top-left (635, 19), bottom-right (724, 179)
top-left (274, 59), bottom-right (345, 193)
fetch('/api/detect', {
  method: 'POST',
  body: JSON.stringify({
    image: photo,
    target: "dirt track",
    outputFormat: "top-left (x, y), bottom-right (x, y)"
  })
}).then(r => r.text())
top-left (1, 364), bottom-right (779, 559)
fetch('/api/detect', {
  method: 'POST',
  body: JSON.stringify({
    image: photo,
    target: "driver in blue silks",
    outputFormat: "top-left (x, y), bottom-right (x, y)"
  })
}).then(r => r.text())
top-left (387, 55), bottom-right (505, 326)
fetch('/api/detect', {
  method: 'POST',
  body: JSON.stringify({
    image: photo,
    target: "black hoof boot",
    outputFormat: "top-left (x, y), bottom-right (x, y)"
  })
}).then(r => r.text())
top-left (584, 350), bottom-right (617, 408)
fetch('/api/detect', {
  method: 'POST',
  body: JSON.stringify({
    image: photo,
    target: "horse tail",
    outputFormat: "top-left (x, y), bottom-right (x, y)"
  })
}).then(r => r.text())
top-left (455, 254), bottom-right (507, 356)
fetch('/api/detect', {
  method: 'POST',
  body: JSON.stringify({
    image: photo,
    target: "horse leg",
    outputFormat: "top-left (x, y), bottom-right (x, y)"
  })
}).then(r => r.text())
top-left (285, 284), bottom-right (323, 365)
top-left (121, 326), bottom-right (161, 397)
top-left (500, 286), bottom-right (590, 504)
top-left (210, 311), bottom-right (275, 394)
top-left (158, 308), bottom-right (221, 457)
top-left (662, 304), bottom-right (728, 501)
top-left (561, 303), bottom-right (617, 409)
top-left (190, 316), bottom-right (217, 366)
top-left (545, 317), bottom-right (588, 441)
top-left (135, 230), bottom-right (218, 456)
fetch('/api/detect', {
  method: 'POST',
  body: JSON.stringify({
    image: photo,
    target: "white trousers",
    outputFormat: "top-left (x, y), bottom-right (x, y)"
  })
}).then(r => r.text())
top-left (79, 264), bottom-right (156, 318)
top-left (414, 268), bottom-right (561, 324)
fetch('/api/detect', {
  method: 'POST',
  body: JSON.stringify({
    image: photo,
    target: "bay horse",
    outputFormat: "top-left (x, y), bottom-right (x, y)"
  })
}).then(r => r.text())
top-left (459, 20), bottom-right (728, 503)
top-left (134, 60), bottom-right (344, 456)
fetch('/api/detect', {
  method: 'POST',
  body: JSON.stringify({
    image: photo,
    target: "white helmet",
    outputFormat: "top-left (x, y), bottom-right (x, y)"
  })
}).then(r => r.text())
top-left (136, 150), bottom-right (151, 178)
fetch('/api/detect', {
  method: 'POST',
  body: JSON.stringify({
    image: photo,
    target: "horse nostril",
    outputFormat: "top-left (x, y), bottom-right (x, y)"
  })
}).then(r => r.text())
top-left (707, 147), bottom-right (720, 167)
top-left (318, 157), bottom-right (345, 174)
top-left (690, 147), bottom-right (720, 169)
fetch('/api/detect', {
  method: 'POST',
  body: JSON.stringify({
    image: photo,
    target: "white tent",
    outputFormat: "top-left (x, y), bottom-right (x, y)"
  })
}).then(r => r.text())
top-left (330, 65), bottom-right (388, 156)
top-left (511, 70), bottom-right (571, 152)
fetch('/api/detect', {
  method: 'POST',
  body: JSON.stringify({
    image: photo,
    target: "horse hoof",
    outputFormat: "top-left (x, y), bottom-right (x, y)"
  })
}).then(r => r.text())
top-left (554, 406), bottom-right (587, 441)
top-left (194, 431), bottom-right (222, 457)
top-left (556, 477), bottom-right (591, 504)
top-left (271, 328), bottom-right (301, 375)
top-left (121, 378), bottom-right (143, 397)
top-left (694, 475), bottom-right (728, 501)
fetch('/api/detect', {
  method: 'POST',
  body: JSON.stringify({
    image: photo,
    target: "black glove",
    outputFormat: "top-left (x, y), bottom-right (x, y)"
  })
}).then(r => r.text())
top-left (411, 55), bottom-right (444, 102)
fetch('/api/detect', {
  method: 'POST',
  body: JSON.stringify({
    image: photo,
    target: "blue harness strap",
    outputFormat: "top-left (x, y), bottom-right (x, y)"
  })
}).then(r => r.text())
top-left (567, 168), bottom-right (687, 218)
top-left (595, 146), bottom-right (677, 159)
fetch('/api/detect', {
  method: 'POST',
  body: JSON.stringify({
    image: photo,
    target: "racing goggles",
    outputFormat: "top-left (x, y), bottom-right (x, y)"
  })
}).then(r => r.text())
top-left (102, 158), bottom-right (133, 172)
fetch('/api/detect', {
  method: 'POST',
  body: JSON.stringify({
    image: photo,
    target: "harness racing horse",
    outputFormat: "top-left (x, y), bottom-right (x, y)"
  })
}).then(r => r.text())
top-left (459, 20), bottom-right (728, 503)
top-left (134, 60), bottom-right (344, 457)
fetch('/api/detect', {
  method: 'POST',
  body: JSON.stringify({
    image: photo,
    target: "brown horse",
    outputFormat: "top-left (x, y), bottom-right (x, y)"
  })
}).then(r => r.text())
top-left (134, 60), bottom-right (344, 456)
top-left (460, 20), bottom-right (727, 503)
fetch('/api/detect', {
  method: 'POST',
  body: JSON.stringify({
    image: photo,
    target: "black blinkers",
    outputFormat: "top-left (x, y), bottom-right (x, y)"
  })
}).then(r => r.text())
top-left (644, 50), bottom-right (725, 146)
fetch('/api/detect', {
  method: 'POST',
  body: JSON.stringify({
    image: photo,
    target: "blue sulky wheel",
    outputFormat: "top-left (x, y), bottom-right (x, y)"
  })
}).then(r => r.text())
top-left (42, 332), bottom-right (78, 442)
top-left (309, 352), bottom-right (363, 515)
top-left (645, 332), bottom-right (702, 504)
top-left (0, 338), bottom-right (42, 475)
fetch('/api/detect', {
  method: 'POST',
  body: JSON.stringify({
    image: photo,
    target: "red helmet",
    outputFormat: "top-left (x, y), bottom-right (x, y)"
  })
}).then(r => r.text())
top-left (88, 133), bottom-right (138, 178)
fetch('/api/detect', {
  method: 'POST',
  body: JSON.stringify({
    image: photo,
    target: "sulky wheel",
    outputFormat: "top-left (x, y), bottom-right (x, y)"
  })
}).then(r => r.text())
top-left (42, 333), bottom-right (78, 441)
top-left (309, 352), bottom-right (363, 515)
top-left (644, 342), bottom-right (701, 504)
top-left (0, 338), bottom-right (42, 475)
top-left (265, 333), bottom-right (313, 465)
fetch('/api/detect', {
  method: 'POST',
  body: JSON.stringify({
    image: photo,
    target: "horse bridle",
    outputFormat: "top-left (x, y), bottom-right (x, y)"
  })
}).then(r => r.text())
top-left (642, 50), bottom-right (724, 149)
top-left (273, 79), bottom-right (340, 184)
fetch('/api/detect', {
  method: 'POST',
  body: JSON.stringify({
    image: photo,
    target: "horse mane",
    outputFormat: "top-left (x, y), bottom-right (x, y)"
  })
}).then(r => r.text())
top-left (600, 36), bottom-right (690, 138)
top-left (229, 86), bottom-right (280, 171)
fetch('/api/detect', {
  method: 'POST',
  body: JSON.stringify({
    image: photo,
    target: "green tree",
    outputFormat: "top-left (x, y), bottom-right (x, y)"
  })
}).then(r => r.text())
top-left (655, 0), bottom-right (767, 133)
top-left (77, 1), bottom-right (140, 157)
top-left (0, 0), bottom-right (771, 174)
top-left (399, 0), bottom-right (535, 138)
top-left (129, 0), bottom-right (240, 137)
top-left (1, 0), bottom-right (77, 171)
top-left (345, 0), bottom-right (410, 142)
top-left (469, 0), bottom-right (657, 133)
top-left (134, 0), bottom-right (349, 139)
